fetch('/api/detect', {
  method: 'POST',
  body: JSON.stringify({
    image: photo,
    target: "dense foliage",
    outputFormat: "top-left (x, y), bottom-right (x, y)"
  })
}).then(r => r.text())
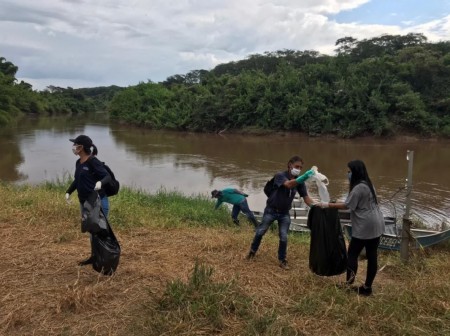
top-left (40, 85), bottom-right (124, 115)
top-left (0, 56), bottom-right (124, 124)
top-left (3, 33), bottom-right (450, 137)
top-left (0, 57), bottom-right (46, 125)
top-left (109, 33), bottom-right (450, 137)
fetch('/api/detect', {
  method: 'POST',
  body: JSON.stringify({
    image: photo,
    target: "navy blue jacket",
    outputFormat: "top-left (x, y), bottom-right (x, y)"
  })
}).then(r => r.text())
top-left (66, 156), bottom-right (111, 202)
top-left (266, 171), bottom-right (308, 213)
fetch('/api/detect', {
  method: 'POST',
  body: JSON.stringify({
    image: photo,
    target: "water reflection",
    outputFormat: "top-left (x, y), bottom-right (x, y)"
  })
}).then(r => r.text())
top-left (0, 128), bottom-right (25, 181)
top-left (1, 117), bottom-right (449, 228)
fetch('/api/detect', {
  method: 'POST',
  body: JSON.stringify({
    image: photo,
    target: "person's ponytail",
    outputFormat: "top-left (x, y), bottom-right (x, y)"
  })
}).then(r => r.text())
top-left (92, 144), bottom-right (98, 156)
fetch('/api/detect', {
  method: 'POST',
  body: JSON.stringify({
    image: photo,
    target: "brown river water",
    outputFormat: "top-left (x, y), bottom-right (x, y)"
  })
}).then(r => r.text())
top-left (1, 116), bottom-right (449, 228)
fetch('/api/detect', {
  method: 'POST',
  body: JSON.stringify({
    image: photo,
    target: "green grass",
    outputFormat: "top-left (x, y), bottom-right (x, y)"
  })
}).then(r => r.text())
top-left (0, 179), bottom-right (233, 229)
top-left (1, 181), bottom-right (450, 336)
top-left (129, 260), bottom-right (303, 336)
top-left (110, 187), bottom-right (233, 229)
top-left (129, 260), bottom-right (252, 335)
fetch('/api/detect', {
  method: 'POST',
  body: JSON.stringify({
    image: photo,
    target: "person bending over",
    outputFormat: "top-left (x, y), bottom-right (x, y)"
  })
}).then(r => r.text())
top-left (212, 188), bottom-right (259, 227)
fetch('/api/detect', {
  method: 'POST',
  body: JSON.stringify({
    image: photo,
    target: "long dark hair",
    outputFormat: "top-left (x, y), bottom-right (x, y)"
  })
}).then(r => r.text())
top-left (348, 160), bottom-right (378, 204)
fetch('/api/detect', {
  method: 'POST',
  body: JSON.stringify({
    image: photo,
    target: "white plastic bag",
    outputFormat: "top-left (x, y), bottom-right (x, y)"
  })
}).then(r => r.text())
top-left (310, 166), bottom-right (330, 202)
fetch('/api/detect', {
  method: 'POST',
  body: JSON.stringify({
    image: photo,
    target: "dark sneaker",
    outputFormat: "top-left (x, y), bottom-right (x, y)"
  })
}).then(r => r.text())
top-left (279, 260), bottom-right (290, 270)
top-left (233, 218), bottom-right (240, 226)
top-left (78, 256), bottom-right (94, 266)
top-left (246, 250), bottom-right (256, 260)
top-left (353, 285), bottom-right (372, 296)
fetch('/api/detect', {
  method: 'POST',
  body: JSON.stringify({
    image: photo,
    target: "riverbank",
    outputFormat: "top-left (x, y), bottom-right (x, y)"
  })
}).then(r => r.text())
top-left (1, 182), bottom-right (449, 335)
top-left (114, 120), bottom-right (450, 141)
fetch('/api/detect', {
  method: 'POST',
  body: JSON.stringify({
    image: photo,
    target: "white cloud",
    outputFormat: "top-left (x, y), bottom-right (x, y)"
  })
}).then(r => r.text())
top-left (411, 15), bottom-right (450, 41)
top-left (0, 0), bottom-right (448, 90)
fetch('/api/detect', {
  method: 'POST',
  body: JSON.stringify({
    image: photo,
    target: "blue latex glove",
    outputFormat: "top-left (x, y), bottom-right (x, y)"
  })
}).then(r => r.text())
top-left (295, 169), bottom-right (315, 183)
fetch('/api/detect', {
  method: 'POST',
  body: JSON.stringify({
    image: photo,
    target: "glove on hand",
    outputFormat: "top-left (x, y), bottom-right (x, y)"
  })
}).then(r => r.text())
top-left (65, 193), bottom-right (71, 204)
top-left (94, 181), bottom-right (102, 191)
top-left (295, 169), bottom-right (315, 183)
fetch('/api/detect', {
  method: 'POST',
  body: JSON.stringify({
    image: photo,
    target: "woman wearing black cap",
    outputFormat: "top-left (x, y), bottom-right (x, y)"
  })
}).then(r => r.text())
top-left (65, 135), bottom-right (112, 266)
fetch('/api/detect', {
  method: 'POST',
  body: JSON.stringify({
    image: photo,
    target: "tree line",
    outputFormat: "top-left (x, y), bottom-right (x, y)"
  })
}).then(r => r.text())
top-left (2, 33), bottom-right (450, 137)
top-left (109, 33), bottom-right (450, 137)
top-left (0, 57), bottom-right (43, 126)
top-left (0, 58), bottom-right (123, 125)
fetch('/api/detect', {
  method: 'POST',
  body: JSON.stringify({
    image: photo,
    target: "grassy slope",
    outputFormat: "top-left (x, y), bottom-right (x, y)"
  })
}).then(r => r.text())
top-left (0, 182), bottom-right (449, 336)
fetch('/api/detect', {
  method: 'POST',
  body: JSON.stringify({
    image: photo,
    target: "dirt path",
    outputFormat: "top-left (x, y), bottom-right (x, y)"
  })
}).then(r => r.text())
top-left (2, 220), bottom-right (337, 335)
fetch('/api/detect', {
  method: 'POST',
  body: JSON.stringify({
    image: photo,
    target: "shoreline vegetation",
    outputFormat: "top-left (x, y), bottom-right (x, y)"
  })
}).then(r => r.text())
top-left (2, 33), bottom-right (450, 138)
top-left (1, 182), bottom-right (449, 335)
top-left (6, 113), bottom-right (450, 143)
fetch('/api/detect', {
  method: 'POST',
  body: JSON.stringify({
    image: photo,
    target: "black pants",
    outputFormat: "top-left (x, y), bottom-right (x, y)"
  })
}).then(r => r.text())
top-left (347, 236), bottom-right (381, 288)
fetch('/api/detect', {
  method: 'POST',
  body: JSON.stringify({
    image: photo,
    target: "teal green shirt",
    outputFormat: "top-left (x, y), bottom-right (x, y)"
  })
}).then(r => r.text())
top-left (215, 188), bottom-right (247, 209)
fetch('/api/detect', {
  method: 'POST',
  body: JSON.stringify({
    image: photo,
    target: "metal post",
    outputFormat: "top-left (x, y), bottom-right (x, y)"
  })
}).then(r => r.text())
top-left (400, 150), bottom-right (414, 262)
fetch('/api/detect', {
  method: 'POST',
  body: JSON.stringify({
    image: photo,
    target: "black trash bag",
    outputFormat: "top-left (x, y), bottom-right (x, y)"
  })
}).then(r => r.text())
top-left (307, 206), bottom-right (347, 276)
top-left (91, 222), bottom-right (121, 275)
top-left (81, 191), bottom-right (108, 234)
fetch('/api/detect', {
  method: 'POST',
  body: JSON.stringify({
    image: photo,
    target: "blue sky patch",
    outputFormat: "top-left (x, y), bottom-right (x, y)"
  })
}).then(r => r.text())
top-left (331, 0), bottom-right (450, 27)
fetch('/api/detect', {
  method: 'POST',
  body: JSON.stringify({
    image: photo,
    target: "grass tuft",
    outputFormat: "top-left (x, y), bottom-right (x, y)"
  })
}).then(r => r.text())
top-left (130, 260), bottom-right (251, 334)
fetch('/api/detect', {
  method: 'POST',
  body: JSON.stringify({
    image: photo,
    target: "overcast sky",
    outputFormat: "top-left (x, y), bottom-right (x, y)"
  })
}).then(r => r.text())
top-left (1, 0), bottom-right (449, 90)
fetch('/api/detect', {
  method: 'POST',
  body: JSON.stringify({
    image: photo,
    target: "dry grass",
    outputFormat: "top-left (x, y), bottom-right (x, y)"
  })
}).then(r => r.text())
top-left (0, 183), bottom-right (449, 335)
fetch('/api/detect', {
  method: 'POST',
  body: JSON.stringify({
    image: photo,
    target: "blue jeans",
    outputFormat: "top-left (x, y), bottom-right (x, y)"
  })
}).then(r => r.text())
top-left (100, 196), bottom-right (110, 218)
top-left (231, 199), bottom-right (258, 226)
top-left (250, 207), bottom-right (291, 261)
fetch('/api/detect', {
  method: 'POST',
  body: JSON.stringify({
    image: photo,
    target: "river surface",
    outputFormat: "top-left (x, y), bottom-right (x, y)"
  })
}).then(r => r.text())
top-left (1, 116), bottom-right (449, 228)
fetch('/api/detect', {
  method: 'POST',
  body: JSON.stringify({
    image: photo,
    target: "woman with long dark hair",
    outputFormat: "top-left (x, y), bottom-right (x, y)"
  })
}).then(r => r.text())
top-left (320, 160), bottom-right (384, 296)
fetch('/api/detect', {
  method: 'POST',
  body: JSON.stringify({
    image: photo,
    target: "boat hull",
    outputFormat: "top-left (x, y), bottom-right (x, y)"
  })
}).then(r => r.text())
top-left (252, 208), bottom-right (450, 250)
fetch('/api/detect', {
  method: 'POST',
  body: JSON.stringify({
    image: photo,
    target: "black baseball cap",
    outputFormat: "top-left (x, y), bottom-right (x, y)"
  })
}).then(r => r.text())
top-left (211, 189), bottom-right (221, 198)
top-left (69, 135), bottom-right (93, 148)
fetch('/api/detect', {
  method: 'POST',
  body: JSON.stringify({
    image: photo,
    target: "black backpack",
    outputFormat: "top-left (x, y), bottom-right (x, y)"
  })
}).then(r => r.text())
top-left (88, 158), bottom-right (120, 197)
top-left (263, 176), bottom-right (276, 197)
top-left (102, 163), bottom-right (120, 197)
